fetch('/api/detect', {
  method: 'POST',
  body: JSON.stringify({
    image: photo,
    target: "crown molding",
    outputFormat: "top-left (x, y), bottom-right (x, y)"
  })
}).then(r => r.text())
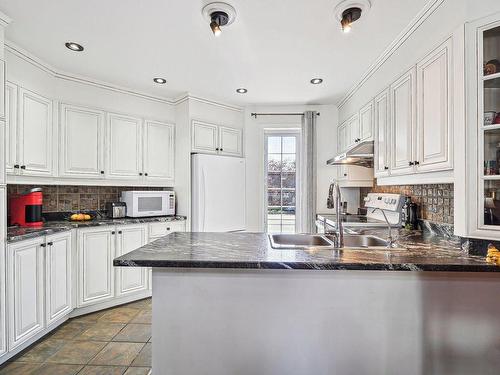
top-left (337, 0), bottom-right (444, 109)
top-left (0, 10), bottom-right (11, 27)
top-left (4, 39), bottom-right (243, 111)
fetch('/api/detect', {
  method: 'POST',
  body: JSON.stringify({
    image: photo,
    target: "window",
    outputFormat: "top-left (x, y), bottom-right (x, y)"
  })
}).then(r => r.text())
top-left (265, 132), bottom-right (300, 233)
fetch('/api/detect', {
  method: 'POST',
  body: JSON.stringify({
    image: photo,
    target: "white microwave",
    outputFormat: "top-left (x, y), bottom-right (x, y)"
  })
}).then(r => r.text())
top-left (121, 191), bottom-right (175, 217)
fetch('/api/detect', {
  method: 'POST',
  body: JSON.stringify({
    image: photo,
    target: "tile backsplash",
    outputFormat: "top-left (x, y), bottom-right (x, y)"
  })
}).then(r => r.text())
top-left (7, 185), bottom-right (168, 213)
top-left (360, 183), bottom-right (454, 224)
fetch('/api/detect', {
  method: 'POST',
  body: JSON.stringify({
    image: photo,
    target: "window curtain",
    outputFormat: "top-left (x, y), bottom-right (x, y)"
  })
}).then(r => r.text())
top-left (299, 111), bottom-right (317, 233)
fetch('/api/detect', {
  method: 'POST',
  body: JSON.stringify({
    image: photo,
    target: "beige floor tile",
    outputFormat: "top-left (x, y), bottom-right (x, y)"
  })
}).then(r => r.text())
top-left (131, 343), bottom-right (151, 367)
top-left (50, 321), bottom-right (93, 340)
top-left (125, 299), bottom-right (151, 310)
top-left (46, 341), bottom-right (107, 365)
top-left (0, 362), bottom-right (41, 374)
top-left (71, 310), bottom-right (107, 324)
top-left (74, 323), bottom-right (126, 342)
top-left (112, 324), bottom-right (151, 343)
top-left (33, 363), bottom-right (83, 375)
top-left (123, 367), bottom-right (151, 375)
top-left (17, 338), bottom-right (67, 363)
top-left (98, 308), bottom-right (141, 324)
top-left (130, 310), bottom-right (151, 324)
top-left (90, 342), bottom-right (145, 366)
top-left (78, 365), bottom-right (127, 375)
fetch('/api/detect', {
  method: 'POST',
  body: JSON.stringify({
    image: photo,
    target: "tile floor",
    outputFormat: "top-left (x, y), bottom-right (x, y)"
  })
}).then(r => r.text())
top-left (0, 298), bottom-right (152, 375)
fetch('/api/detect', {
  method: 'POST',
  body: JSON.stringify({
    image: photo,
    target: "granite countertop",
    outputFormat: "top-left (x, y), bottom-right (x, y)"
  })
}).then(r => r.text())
top-left (113, 229), bottom-right (500, 272)
top-left (7, 216), bottom-right (187, 243)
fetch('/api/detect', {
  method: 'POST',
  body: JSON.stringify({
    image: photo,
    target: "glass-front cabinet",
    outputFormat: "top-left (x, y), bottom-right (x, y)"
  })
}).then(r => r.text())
top-left (466, 14), bottom-right (500, 239)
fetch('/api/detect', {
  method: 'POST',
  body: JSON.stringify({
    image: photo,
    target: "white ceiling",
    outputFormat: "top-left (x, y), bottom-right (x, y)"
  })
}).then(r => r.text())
top-left (0, 0), bottom-right (429, 106)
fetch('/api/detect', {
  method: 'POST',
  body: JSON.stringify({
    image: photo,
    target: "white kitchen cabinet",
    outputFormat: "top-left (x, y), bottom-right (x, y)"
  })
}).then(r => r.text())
top-left (7, 238), bottom-right (45, 350)
top-left (359, 101), bottom-right (374, 142)
top-left (415, 38), bottom-right (453, 173)
top-left (115, 224), bottom-right (148, 297)
top-left (45, 232), bottom-right (72, 325)
top-left (5, 82), bottom-right (17, 176)
top-left (143, 120), bottom-right (175, 182)
top-left (390, 67), bottom-right (416, 175)
top-left (219, 126), bottom-right (243, 156)
top-left (0, 61), bottom-right (4, 120)
top-left (192, 120), bottom-right (243, 156)
top-left (374, 89), bottom-right (391, 178)
top-left (346, 114), bottom-right (360, 148)
top-left (192, 121), bottom-right (218, 153)
top-left (77, 227), bottom-right (115, 307)
top-left (59, 104), bottom-right (105, 178)
top-left (107, 113), bottom-right (143, 179)
top-left (336, 122), bottom-right (348, 181)
top-left (0, 187), bottom-right (6, 357)
top-left (17, 88), bottom-right (53, 176)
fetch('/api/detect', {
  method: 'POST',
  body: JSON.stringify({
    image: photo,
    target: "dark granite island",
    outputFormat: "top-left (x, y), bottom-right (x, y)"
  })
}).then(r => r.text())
top-left (115, 231), bottom-right (500, 375)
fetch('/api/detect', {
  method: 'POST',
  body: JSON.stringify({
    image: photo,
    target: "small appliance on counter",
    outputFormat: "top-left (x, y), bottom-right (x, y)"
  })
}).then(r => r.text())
top-left (9, 187), bottom-right (43, 227)
top-left (105, 201), bottom-right (127, 219)
top-left (121, 190), bottom-right (175, 217)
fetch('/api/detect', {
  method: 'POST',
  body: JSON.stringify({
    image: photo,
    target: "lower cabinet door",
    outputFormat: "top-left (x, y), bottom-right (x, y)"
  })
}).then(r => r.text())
top-left (45, 232), bottom-right (72, 324)
top-left (7, 238), bottom-right (45, 350)
top-left (78, 227), bottom-right (115, 307)
top-left (0, 186), bottom-right (6, 357)
top-left (115, 225), bottom-right (148, 296)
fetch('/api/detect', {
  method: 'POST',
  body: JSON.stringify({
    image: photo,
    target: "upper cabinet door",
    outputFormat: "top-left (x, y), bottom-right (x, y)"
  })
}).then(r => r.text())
top-left (143, 120), bottom-right (175, 182)
top-left (374, 89), bottom-right (391, 178)
top-left (7, 238), bottom-right (45, 350)
top-left (5, 82), bottom-right (18, 176)
top-left (115, 224), bottom-right (148, 297)
top-left (18, 88), bottom-right (53, 176)
top-left (0, 187), bottom-right (6, 357)
top-left (346, 114), bottom-right (360, 148)
top-left (416, 38), bottom-right (453, 172)
top-left (107, 113), bottom-right (143, 179)
top-left (45, 232), bottom-right (72, 325)
top-left (60, 104), bottom-right (105, 178)
top-left (359, 101), bottom-right (374, 142)
top-left (390, 68), bottom-right (416, 175)
top-left (192, 121), bottom-right (218, 153)
top-left (219, 126), bottom-right (242, 156)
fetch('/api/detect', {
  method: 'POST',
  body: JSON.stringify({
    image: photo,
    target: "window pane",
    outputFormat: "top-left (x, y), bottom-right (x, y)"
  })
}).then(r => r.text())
top-left (282, 154), bottom-right (296, 172)
top-left (282, 172), bottom-right (296, 189)
top-left (282, 191), bottom-right (296, 206)
top-left (268, 190), bottom-right (281, 206)
top-left (267, 153), bottom-right (282, 172)
top-left (282, 137), bottom-right (296, 153)
top-left (267, 137), bottom-right (282, 153)
top-left (267, 173), bottom-right (281, 188)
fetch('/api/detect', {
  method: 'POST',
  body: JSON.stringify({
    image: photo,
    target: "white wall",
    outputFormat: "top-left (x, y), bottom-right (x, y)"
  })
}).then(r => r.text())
top-left (244, 104), bottom-right (339, 232)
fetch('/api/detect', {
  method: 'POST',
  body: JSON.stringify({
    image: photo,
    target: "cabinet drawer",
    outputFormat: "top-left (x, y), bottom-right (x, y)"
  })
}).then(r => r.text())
top-left (148, 221), bottom-right (185, 238)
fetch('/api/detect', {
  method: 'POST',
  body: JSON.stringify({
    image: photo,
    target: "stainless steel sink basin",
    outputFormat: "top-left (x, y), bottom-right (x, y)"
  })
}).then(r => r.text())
top-left (268, 233), bottom-right (402, 250)
top-left (268, 234), bottom-right (334, 249)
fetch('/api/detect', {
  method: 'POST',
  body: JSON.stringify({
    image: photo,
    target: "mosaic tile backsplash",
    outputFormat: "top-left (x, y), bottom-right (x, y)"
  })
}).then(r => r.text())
top-left (7, 185), bottom-right (168, 213)
top-left (360, 183), bottom-right (454, 224)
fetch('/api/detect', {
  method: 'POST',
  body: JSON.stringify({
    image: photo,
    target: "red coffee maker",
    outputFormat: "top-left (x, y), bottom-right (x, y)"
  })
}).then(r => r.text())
top-left (9, 188), bottom-right (43, 227)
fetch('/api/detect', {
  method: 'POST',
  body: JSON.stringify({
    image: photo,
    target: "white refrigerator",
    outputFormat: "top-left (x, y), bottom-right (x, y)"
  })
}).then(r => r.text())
top-left (191, 154), bottom-right (246, 232)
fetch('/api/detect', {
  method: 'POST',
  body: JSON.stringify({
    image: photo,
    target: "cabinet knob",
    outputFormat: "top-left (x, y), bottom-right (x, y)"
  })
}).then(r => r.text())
top-left (111, 231), bottom-right (116, 235)
top-left (40, 243), bottom-right (46, 248)
top-left (47, 242), bottom-right (53, 246)
top-left (216, 148), bottom-right (219, 151)
top-left (100, 171), bottom-right (105, 174)
top-left (20, 165), bottom-right (26, 170)
top-left (343, 173), bottom-right (347, 177)
top-left (220, 148), bottom-right (223, 151)
top-left (414, 161), bottom-right (420, 165)
top-left (166, 227), bottom-right (171, 231)
top-left (139, 172), bottom-right (143, 176)
top-left (408, 161), bottom-right (414, 166)
top-left (145, 173), bottom-right (148, 176)
top-left (14, 164), bottom-right (19, 169)
top-left (384, 166), bottom-right (389, 170)
top-left (118, 231), bottom-right (122, 234)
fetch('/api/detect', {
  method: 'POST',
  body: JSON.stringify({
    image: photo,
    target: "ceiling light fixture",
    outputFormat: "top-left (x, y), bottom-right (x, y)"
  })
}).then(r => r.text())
top-left (333, 0), bottom-right (371, 34)
top-left (310, 78), bottom-right (323, 85)
top-left (65, 42), bottom-right (84, 51)
top-left (202, 2), bottom-right (237, 37)
top-left (153, 78), bottom-right (167, 84)
top-left (236, 88), bottom-right (248, 94)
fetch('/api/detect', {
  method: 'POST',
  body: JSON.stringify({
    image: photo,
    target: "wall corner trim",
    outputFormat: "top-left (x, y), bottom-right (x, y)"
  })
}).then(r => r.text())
top-left (336, 0), bottom-right (445, 109)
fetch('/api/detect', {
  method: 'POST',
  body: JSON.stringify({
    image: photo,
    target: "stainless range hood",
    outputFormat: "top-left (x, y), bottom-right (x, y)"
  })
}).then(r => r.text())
top-left (326, 140), bottom-right (374, 168)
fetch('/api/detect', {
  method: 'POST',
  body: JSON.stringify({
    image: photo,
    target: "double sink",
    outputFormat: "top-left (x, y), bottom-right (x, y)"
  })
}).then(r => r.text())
top-left (268, 233), bottom-right (402, 250)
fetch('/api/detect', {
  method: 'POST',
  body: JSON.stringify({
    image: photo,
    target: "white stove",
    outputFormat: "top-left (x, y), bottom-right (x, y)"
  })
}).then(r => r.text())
top-left (317, 193), bottom-right (405, 231)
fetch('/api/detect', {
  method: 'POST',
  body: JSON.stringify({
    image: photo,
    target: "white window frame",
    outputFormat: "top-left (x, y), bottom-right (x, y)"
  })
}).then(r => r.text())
top-left (263, 129), bottom-right (302, 233)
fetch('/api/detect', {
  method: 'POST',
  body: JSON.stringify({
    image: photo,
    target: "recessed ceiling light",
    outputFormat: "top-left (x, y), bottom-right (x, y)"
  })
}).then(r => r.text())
top-left (153, 78), bottom-right (167, 84)
top-left (65, 42), bottom-right (84, 52)
top-left (236, 88), bottom-right (248, 94)
top-left (310, 78), bottom-right (323, 85)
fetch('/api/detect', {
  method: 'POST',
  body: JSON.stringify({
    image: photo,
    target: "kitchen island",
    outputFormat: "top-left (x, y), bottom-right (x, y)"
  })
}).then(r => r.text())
top-left (115, 231), bottom-right (500, 375)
